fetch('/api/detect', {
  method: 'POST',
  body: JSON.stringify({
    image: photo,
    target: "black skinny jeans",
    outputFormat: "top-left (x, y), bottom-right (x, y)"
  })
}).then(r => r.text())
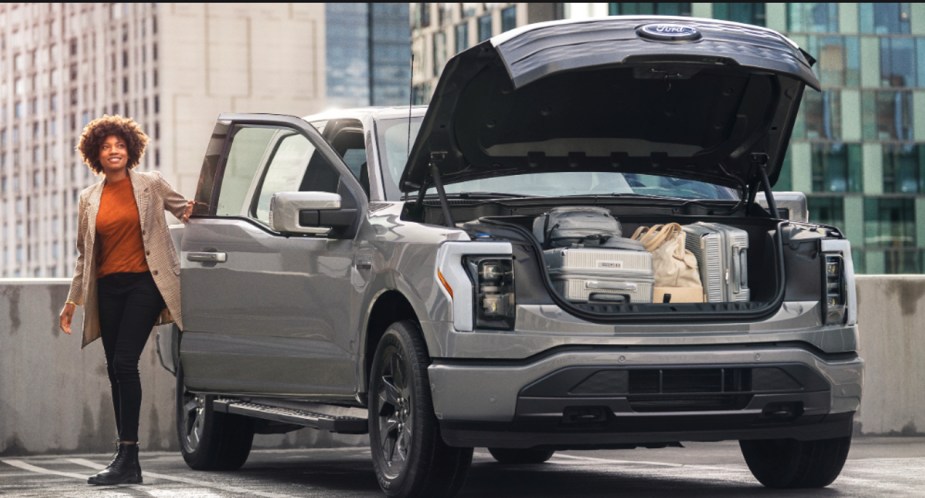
top-left (97, 271), bottom-right (165, 442)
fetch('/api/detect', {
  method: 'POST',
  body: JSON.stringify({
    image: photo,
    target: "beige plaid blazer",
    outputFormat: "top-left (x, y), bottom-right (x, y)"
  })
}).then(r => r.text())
top-left (66, 169), bottom-right (187, 348)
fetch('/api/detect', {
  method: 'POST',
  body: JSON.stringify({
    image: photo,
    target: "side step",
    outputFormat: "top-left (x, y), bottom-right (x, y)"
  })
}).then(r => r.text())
top-left (213, 399), bottom-right (368, 434)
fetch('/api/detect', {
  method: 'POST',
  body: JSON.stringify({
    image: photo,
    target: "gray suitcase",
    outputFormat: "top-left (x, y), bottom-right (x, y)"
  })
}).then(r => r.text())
top-left (533, 206), bottom-right (622, 248)
top-left (682, 222), bottom-right (750, 302)
top-left (544, 247), bottom-right (654, 303)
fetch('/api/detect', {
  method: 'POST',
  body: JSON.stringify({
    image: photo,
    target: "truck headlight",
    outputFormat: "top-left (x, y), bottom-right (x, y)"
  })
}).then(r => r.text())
top-left (823, 253), bottom-right (846, 325)
top-left (465, 256), bottom-right (515, 330)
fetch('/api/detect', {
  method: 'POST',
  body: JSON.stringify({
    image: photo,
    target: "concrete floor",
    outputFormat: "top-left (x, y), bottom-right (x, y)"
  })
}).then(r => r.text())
top-left (2, 437), bottom-right (924, 497)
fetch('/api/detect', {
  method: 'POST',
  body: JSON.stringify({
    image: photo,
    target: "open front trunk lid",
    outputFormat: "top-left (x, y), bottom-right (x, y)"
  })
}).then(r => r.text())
top-left (401, 16), bottom-right (819, 195)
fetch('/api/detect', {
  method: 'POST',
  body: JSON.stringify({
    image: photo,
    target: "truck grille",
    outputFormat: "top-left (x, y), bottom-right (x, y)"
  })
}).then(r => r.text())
top-left (566, 367), bottom-right (804, 412)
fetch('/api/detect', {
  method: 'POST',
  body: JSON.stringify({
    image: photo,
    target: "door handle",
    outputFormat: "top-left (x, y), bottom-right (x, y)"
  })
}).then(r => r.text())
top-left (187, 251), bottom-right (227, 263)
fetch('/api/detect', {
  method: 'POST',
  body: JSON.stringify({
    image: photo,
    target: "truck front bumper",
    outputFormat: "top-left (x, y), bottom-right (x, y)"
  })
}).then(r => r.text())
top-left (427, 346), bottom-right (862, 448)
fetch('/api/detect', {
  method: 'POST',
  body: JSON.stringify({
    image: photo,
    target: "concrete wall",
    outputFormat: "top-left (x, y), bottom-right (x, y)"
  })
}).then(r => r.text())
top-left (0, 279), bottom-right (365, 457)
top-left (1, 276), bottom-right (923, 456)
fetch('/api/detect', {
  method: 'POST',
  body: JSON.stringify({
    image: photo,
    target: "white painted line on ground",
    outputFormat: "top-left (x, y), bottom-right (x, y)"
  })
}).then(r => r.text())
top-left (551, 453), bottom-right (685, 467)
top-left (67, 458), bottom-right (295, 498)
top-left (550, 452), bottom-right (751, 473)
top-left (2, 459), bottom-right (92, 481)
top-left (144, 489), bottom-right (226, 498)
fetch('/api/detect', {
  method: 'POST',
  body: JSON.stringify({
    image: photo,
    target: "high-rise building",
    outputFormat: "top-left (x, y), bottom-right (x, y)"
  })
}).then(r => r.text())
top-left (326, 3), bottom-right (411, 108)
top-left (0, 3), bottom-right (411, 278)
top-left (409, 3), bottom-right (562, 104)
top-left (411, 2), bottom-right (925, 274)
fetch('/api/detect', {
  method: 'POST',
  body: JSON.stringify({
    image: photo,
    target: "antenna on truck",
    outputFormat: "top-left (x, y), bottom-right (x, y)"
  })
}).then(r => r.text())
top-left (407, 52), bottom-right (414, 164)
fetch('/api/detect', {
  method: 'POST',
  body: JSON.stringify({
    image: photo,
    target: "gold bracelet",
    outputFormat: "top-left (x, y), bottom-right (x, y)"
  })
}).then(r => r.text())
top-left (65, 300), bottom-right (78, 306)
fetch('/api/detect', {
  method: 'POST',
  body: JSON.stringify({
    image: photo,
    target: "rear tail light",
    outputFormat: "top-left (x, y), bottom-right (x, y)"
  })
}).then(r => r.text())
top-left (823, 254), bottom-right (846, 325)
top-left (465, 256), bottom-right (515, 330)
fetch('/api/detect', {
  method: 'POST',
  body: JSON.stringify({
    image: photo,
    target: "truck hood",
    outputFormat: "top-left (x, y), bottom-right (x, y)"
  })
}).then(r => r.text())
top-left (400, 16), bottom-right (819, 194)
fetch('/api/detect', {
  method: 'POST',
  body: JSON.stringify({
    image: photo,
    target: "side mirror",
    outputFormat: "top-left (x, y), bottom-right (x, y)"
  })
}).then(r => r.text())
top-left (755, 192), bottom-right (808, 223)
top-left (269, 191), bottom-right (357, 236)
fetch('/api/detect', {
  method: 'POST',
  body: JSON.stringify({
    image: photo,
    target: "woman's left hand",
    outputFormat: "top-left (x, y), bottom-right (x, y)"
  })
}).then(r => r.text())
top-left (182, 200), bottom-right (195, 223)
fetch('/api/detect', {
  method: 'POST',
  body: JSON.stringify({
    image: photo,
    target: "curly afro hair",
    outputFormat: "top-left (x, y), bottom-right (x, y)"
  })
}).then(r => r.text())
top-left (76, 115), bottom-right (149, 174)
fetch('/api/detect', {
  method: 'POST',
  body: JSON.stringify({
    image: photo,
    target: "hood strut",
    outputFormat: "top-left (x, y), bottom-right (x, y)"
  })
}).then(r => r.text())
top-left (424, 152), bottom-right (455, 228)
top-left (754, 153), bottom-right (778, 217)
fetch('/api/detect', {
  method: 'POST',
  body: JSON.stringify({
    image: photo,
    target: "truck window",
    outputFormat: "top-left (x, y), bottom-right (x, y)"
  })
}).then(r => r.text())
top-left (216, 126), bottom-right (278, 217)
top-left (213, 123), bottom-right (348, 228)
top-left (253, 133), bottom-right (317, 223)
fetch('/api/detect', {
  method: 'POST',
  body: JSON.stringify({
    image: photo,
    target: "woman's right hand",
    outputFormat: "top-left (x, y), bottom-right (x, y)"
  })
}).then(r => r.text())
top-left (59, 302), bottom-right (76, 334)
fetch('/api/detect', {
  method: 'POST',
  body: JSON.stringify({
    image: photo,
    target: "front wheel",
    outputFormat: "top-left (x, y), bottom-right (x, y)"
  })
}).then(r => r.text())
top-left (368, 320), bottom-right (473, 497)
top-left (488, 447), bottom-right (555, 464)
top-left (176, 362), bottom-right (255, 470)
top-left (740, 436), bottom-right (852, 488)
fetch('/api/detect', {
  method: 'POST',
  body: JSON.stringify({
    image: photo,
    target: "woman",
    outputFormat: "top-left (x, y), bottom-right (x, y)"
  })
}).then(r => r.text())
top-left (59, 115), bottom-right (193, 486)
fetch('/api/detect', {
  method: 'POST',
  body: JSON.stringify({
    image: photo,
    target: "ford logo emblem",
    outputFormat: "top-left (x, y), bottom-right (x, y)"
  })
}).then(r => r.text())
top-left (637, 23), bottom-right (702, 41)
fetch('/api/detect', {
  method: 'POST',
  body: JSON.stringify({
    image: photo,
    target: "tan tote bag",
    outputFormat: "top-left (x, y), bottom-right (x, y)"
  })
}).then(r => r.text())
top-left (632, 223), bottom-right (704, 303)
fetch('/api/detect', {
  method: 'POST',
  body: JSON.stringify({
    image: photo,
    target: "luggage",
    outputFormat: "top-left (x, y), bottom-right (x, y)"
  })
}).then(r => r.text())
top-left (631, 223), bottom-right (704, 303)
top-left (682, 222), bottom-right (750, 302)
top-left (533, 207), bottom-right (622, 248)
top-left (544, 246), bottom-right (654, 303)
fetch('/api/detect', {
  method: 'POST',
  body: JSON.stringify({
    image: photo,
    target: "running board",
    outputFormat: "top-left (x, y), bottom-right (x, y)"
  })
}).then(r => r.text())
top-left (213, 399), bottom-right (368, 434)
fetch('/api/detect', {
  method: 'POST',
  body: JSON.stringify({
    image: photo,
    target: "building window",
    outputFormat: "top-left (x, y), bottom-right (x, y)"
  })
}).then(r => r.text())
top-left (802, 90), bottom-right (842, 140)
top-left (808, 196), bottom-right (845, 228)
top-left (455, 22), bottom-right (469, 53)
top-left (810, 143), bottom-right (862, 193)
top-left (418, 3), bottom-right (431, 28)
top-left (864, 197), bottom-right (918, 273)
top-left (806, 36), bottom-right (859, 87)
top-left (609, 3), bottom-right (692, 16)
top-left (787, 3), bottom-right (838, 33)
top-left (437, 3), bottom-right (450, 26)
top-left (712, 3), bottom-right (766, 26)
top-left (433, 32), bottom-right (446, 77)
top-left (862, 90), bottom-right (914, 140)
top-left (882, 144), bottom-right (924, 194)
top-left (478, 14), bottom-right (492, 42)
top-left (460, 4), bottom-right (476, 19)
top-left (412, 82), bottom-right (432, 105)
top-left (880, 37), bottom-right (916, 87)
top-left (501, 7), bottom-right (517, 33)
top-left (860, 3), bottom-right (911, 34)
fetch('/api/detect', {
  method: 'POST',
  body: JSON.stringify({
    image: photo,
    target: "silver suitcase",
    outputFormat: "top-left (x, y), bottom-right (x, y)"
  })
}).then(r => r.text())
top-left (544, 247), bottom-right (654, 303)
top-left (682, 222), bottom-right (750, 302)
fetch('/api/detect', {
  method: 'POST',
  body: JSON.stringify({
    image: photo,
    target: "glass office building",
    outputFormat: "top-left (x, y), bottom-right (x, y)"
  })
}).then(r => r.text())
top-left (326, 3), bottom-right (411, 108)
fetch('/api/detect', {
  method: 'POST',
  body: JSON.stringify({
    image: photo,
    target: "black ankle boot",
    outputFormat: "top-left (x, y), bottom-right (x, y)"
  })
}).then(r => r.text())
top-left (87, 443), bottom-right (142, 485)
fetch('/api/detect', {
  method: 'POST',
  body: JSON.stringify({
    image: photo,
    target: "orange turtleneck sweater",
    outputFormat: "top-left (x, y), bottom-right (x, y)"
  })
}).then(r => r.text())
top-left (95, 176), bottom-right (149, 278)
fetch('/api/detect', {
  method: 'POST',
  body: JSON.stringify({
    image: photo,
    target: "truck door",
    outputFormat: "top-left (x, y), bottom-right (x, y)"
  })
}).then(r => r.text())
top-left (179, 114), bottom-right (367, 399)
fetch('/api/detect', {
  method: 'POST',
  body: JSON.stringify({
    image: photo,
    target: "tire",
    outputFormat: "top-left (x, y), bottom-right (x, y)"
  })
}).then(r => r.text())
top-left (488, 447), bottom-right (555, 464)
top-left (368, 320), bottom-right (473, 497)
top-left (176, 362), bottom-right (255, 470)
top-left (740, 435), bottom-right (852, 488)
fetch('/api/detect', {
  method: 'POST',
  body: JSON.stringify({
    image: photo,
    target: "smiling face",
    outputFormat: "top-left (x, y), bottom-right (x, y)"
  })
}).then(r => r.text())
top-left (98, 135), bottom-right (129, 177)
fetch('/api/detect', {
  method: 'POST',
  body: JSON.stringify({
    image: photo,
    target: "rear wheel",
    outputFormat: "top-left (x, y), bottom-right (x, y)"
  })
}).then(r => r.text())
top-left (740, 436), bottom-right (852, 488)
top-left (176, 363), bottom-right (255, 470)
top-left (368, 320), bottom-right (473, 497)
top-left (488, 448), bottom-right (555, 464)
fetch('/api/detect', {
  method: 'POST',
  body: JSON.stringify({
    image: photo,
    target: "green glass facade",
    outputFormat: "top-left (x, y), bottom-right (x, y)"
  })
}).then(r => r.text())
top-left (607, 3), bottom-right (925, 273)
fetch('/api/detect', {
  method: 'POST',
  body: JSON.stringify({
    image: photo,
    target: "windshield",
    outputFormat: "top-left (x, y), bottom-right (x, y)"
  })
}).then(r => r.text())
top-left (376, 117), bottom-right (737, 201)
top-left (435, 172), bottom-right (738, 200)
top-left (377, 116), bottom-right (424, 200)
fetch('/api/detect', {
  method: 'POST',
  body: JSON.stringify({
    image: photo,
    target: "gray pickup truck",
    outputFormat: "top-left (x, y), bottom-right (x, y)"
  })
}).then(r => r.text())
top-left (157, 16), bottom-right (862, 497)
